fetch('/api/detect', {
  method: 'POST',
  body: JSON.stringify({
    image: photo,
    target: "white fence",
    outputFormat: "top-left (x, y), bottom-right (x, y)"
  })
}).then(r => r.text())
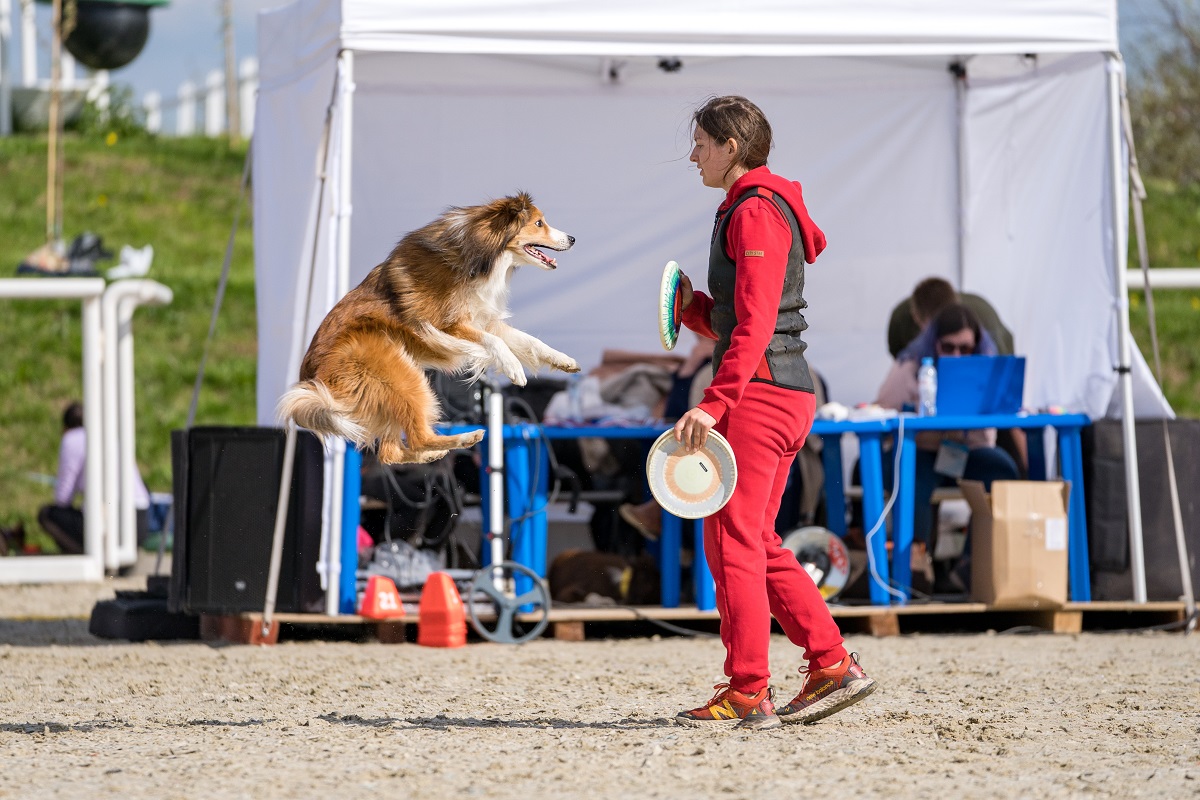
top-left (0, 0), bottom-right (256, 138)
top-left (141, 57), bottom-right (257, 138)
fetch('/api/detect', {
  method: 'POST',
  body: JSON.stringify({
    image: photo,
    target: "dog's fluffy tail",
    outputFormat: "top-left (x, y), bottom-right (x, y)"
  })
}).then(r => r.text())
top-left (276, 380), bottom-right (367, 444)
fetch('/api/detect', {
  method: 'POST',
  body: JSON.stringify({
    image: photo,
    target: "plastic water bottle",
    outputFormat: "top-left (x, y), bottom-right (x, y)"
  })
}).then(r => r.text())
top-left (566, 374), bottom-right (584, 422)
top-left (918, 357), bottom-right (938, 417)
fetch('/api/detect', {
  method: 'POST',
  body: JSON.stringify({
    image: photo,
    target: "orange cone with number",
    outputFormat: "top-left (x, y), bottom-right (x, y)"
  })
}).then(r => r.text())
top-left (417, 572), bottom-right (467, 648)
top-left (359, 575), bottom-right (405, 619)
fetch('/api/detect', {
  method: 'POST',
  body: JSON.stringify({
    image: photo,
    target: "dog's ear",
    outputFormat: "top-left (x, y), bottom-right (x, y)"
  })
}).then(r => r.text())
top-left (456, 193), bottom-right (534, 278)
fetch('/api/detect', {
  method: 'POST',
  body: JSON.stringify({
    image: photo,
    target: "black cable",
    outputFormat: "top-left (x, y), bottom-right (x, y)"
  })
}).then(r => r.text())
top-left (616, 604), bottom-right (720, 638)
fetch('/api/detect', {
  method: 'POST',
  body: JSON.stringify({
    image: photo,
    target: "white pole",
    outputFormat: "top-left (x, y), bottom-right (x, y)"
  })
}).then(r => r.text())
top-left (324, 50), bottom-right (354, 616)
top-left (88, 69), bottom-right (109, 118)
top-left (177, 80), bottom-right (195, 136)
top-left (204, 69), bottom-right (224, 137)
top-left (61, 51), bottom-right (74, 87)
top-left (487, 388), bottom-right (505, 581)
top-left (101, 280), bottom-right (173, 570)
top-left (101, 286), bottom-right (121, 572)
top-left (953, 61), bottom-right (967, 288)
top-left (117, 282), bottom-right (172, 566)
top-left (1, 0), bottom-right (12, 136)
top-left (81, 295), bottom-right (106, 577)
top-left (143, 90), bottom-right (161, 134)
top-left (1106, 54), bottom-right (1147, 603)
top-left (263, 422), bottom-right (297, 636)
top-left (18, 0), bottom-right (33, 87)
top-left (1125, 268), bottom-right (1200, 290)
top-left (238, 56), bottom-right (257, 139)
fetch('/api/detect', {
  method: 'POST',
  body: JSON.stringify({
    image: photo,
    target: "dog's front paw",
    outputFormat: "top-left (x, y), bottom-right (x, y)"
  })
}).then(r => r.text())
top-left (554, 358), bottom-right (581, 374)
top-left (496, 355), bottom-right (528, 386)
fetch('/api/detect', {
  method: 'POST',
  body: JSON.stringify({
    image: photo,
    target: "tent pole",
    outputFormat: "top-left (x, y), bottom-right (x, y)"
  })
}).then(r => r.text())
top-left (324, 49), bottom-right (355, 616)
top-left (952, 60), bottom-right (967, 288)
top-left (1105, 53), bottom-right (1146, 603)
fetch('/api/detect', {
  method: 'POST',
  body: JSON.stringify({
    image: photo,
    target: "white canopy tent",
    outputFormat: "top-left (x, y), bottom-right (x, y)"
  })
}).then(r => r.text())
top-left (253, 0), bottom-right (1171, 606)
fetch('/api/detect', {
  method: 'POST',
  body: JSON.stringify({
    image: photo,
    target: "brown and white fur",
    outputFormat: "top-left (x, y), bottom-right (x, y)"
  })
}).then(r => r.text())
top-left (277, 192), bottom-right (579, 464)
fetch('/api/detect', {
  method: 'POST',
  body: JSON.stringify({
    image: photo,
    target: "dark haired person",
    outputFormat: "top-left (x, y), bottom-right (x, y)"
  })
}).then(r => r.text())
top-left (875, 304), bottom-right (1022, 589)
top-left (887, 276), bottom-right (1013, 360)
top-left (38, 401), bottom-right (150, 557)
top-left (670, 96), bottom-right (876, 731)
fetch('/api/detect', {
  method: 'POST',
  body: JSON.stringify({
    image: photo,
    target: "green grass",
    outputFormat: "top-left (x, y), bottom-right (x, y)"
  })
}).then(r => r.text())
top-left (1127, 179), bottom-right (1200, 414)
top-left (0, 133), bottom-right (1197, 552)
top-left (0, 133), bottom-right (256, 550)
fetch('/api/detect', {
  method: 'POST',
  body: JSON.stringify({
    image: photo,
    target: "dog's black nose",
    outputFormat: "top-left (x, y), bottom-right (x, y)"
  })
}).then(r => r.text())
top-left (568, 235), bottom-right (576, 246)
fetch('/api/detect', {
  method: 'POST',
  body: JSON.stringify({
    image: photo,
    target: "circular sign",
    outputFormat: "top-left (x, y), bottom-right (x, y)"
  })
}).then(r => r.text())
top-left (646, 429), bottom-right (737, 519)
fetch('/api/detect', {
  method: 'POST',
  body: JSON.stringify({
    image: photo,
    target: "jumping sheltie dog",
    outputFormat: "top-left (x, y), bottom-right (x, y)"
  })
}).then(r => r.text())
top-left (277, 192), bottom-right (579, 464)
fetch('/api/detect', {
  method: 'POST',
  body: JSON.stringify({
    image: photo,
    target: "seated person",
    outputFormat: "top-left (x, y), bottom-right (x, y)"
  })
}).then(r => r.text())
top-left (887, 276), bottom-right (1014, 360)
top-left (875, 304), bottom-right (1021, 591)
top-left (39, 401), bottom-right (151, 556)
top-left (890, 275), bottom-right (1026, 475)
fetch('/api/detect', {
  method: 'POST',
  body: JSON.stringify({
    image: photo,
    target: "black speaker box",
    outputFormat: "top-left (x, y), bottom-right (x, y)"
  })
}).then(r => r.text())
top-left (1083, 419), bottom-right (1200, 602)
top-left (169, 427), bottom-right (326, 615)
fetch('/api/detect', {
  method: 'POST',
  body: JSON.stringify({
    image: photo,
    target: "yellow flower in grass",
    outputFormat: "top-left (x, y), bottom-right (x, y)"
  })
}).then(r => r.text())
top-left (1191, 296), bottom-right (1200, 312)
top-left (105, 131), bottom-right (118, 146)
top-left (1130, 293), bottom-right (1140, 308)
top-left (97, 194), bottom-right (108, 208)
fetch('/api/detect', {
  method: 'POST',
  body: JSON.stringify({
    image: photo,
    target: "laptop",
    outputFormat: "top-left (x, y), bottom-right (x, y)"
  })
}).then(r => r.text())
top-left (935, 355), bottom-right (1026, 416)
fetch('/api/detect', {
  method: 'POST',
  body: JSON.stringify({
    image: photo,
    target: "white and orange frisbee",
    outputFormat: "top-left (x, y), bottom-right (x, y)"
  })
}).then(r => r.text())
top-left (646, 429), bottom-right (737, 519)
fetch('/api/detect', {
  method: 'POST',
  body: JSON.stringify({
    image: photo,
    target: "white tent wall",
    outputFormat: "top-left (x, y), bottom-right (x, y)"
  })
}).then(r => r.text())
top-left (961, 53), bottom-right (1170, 420)
top-left (340, 52), bottom-right (961, 410)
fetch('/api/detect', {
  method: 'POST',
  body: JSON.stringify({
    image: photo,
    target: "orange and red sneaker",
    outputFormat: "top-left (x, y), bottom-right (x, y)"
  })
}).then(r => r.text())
top-left (676, 683), bottom-right (781, 730)
top-left (778, 652), bottom-right (877, 724)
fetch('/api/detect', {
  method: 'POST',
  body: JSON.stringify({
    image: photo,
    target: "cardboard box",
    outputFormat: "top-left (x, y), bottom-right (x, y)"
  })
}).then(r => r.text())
top-left (960, 480), bottom-right (1070, 608)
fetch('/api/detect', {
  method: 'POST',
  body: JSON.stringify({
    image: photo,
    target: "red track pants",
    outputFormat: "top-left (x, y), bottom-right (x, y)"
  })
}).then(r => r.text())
top-left (707, 381), bottom-right (847, 694)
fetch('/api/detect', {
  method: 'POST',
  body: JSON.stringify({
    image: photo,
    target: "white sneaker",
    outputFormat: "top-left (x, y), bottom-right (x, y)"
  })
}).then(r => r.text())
top-left (107, 244), bottom-right (154, 280)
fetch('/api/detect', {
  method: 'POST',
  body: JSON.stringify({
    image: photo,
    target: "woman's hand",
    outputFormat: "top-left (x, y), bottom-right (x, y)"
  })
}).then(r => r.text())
top-left (673, 406), bottom-right (716, 454)
top-left (680, 272), bottom-right (694, 310)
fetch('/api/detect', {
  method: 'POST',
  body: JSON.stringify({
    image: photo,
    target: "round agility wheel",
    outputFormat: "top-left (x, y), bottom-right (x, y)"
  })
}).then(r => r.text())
top-left (466, 561), bottom-right (551, 644)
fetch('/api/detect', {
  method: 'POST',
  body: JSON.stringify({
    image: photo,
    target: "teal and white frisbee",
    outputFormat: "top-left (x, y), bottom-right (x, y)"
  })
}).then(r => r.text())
top-left (659, 260), bottom-right (683, 351)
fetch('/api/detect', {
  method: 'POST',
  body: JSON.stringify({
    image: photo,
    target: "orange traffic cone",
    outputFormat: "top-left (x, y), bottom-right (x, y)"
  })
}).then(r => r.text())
top-left (417, 572), bottom-right (467, 648)
top-left (359, 575), bottom-right (406, 619)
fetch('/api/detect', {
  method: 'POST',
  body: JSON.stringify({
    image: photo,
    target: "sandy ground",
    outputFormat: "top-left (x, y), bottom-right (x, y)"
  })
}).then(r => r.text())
top-left (0, 577), bottom-right (1197, 800)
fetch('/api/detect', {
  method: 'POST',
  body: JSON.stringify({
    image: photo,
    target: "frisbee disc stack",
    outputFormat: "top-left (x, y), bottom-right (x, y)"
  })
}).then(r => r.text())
top-left (646, 429), bottom-right (737, 519)
top-left (659, 260), bottom-right (683, 351)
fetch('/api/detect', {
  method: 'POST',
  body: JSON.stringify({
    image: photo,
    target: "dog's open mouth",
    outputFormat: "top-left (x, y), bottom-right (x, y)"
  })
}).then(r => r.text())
top-left (523, 244), bottom-right (558, 268)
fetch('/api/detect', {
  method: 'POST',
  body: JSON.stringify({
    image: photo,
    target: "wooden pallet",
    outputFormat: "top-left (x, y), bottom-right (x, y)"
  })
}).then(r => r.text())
top-left (197, 600), bottom-right (1188, 644)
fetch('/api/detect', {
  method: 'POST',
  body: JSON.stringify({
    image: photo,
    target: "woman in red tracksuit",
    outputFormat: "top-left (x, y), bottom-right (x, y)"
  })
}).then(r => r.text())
top-left (673, 96), bottom-right (877, 731)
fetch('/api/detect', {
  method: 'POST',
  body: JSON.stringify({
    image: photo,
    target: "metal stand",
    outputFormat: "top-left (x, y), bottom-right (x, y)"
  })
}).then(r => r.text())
top-left (466, 379), bottom-right (552, 643)
top-left (467, 561), bottom-right (551, 644)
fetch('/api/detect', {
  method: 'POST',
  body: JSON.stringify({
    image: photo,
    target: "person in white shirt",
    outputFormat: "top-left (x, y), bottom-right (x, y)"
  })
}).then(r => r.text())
top-left (37, 401), bottom-right (150, 555)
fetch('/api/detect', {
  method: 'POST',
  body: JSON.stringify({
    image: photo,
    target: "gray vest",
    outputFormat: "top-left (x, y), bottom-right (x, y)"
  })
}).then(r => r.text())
top-left (708, 187), bottom-right (815, 393)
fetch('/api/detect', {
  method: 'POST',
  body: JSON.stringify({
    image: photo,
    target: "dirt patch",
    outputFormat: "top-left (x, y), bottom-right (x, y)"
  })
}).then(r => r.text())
top-left (0, 608), bottom-right (1196, 798)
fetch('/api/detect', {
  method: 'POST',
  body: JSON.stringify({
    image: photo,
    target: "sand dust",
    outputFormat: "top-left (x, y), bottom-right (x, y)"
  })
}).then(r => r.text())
top-left (0, 577), bottom-right (1197, 799)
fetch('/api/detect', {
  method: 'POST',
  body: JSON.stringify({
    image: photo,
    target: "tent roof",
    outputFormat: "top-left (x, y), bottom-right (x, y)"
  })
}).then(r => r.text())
top-left (261, 0), bottom-right (1119, 82)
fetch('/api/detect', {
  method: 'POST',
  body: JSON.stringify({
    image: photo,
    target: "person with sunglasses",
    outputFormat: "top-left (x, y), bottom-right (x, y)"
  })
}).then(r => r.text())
top-left (875, 303), bottom-right (1022, 593)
